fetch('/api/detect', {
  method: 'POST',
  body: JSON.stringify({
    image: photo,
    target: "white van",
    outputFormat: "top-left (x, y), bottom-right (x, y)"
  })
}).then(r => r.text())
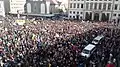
top-left (92, 35), bottom-right (104, 45)
top-left (81, 44), bottom-right (96, 58)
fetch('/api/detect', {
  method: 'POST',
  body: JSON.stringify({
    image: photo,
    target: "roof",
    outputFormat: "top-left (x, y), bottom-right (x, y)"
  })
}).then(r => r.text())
top-left (9, 13), bottom-right (55, 17)
top-left (46, 0), bottom-right (58, 5)
top-left (84, 44), bottom-right (95, 51)
top-left (25, 14), bottom-right (55, 17)
top-left (94, 35), bottom-right (104, 41)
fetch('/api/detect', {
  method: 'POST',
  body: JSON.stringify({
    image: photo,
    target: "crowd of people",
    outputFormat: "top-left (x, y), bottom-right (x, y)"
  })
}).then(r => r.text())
top-left (84, 27), bottom-right (120, 67)
top-left (0, 17), bottom-right (119, 67)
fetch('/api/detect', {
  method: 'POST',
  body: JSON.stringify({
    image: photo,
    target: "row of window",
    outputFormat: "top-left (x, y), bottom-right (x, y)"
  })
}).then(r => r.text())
top-left (11, 7), bottom-right (21, 8)
top-left (29, 0), bottom-right (43, 1)
top-left (69, 15), bottom-right (83, 19)
top-left (70, 3), bottom-right (84, 8)
top-left (86, 3), bottom-right (120, 10)
top-left (69, 11), bottom-right (120, 17)
top-left (69, 13), bottom-right (120, 20)
top-left (69, 11), bottom-right (83, 14)
top-left (69, 14), bottom-right (120, 21)
top-left (11, 3), bottom-right (23, 5)
top-left (70, 3), bottom-right (120, 10)
top-left (11, 0), bottom-right (26, 2)
top-left (113, 13), bottom-right (120, 16)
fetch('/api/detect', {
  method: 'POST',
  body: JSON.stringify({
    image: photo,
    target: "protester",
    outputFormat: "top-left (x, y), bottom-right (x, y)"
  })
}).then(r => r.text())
top-left (0, 17), bottom-right (119, 67)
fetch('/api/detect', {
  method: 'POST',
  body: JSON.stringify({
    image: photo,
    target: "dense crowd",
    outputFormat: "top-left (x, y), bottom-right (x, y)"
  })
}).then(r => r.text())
top-left (0, 18), bottom-right (119, 67)
top-left (85, 27), bottom-right (120, 67)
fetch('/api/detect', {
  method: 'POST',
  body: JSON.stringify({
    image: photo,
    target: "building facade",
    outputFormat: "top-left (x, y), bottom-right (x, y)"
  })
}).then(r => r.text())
top-left (57, 0), bottom-right (68, 12)
top-left (4, 0), bottom-right (10, 14)
top-left (0, 0), bottom-right (5, 17)
top-left (68, 0), bottom-right (120, 21)
top-left (10, 0), bottom-right (26, 14)
top-left (25, 0), bottom-right (58, 15)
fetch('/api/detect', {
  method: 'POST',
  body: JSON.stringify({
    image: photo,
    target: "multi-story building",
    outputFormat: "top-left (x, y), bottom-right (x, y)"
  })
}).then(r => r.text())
top-left (25, 0), bottom-right (58, 15)
top-left (0, 0), bottom-right (5, 17)
top-left (10, 0), bottom-right (26, 14)
top-left (68, 0), bottom-right (120, 22)
top-left (4, 0), bottom-right (10, 14)
top-left (57, 0), bottom-right (68, 12)
top-left (0, 0), bottom-right (10, 17)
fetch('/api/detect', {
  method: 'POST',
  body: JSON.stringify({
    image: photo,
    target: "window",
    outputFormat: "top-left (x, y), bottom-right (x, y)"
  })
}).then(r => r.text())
top-left (118, 14), bottom-right (120, 16)
top-left (108, 3), bottom-right (111, 10)
top-left (114, 14), bottom-right (116, 16)
top-left (70, 3), bottom-right (72, 8)
top-left (74, 3), bottom-right (76, 8)
top-left (94, 3), bottom-right (97, 9)
top-left (81, 12), bottom-right (83, 14)
top-left (80, 16), bottom-right (82, 19)
top-left (77, 12), bottom-right (79, 14)
top-left (107, 13), bottom-right (110, 19)
top-left (81, 4), bottom-right (83, 8)
top-left (73, 16), bottom-right (75, 19)
top-left (103, 3), bottom-right (106, 10)
top-left (113, 19), bottom-right (115, 21)
top-left (83, 49), bottom-right (90, 54)
top-left (90, 3), bottom-right (93, 9)
top-left (99, 3), bottom-right (102, 10)
top-left (73, 11), bottom-right (75, 14)
top-left (70, 11), bottom-right (72, 14)
top-left (77, 3), bottom-right (80, 8)
top-left (115, 4), bottom-right (118, 10)
top-left (86, 3), bottom-right (89, 9)
top-left (119, 5), bottom-right (120, 10)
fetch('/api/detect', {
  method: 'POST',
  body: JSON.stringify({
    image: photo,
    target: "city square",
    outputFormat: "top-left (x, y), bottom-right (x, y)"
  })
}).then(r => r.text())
top-left (0, 0), bottom-right (120, 67)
